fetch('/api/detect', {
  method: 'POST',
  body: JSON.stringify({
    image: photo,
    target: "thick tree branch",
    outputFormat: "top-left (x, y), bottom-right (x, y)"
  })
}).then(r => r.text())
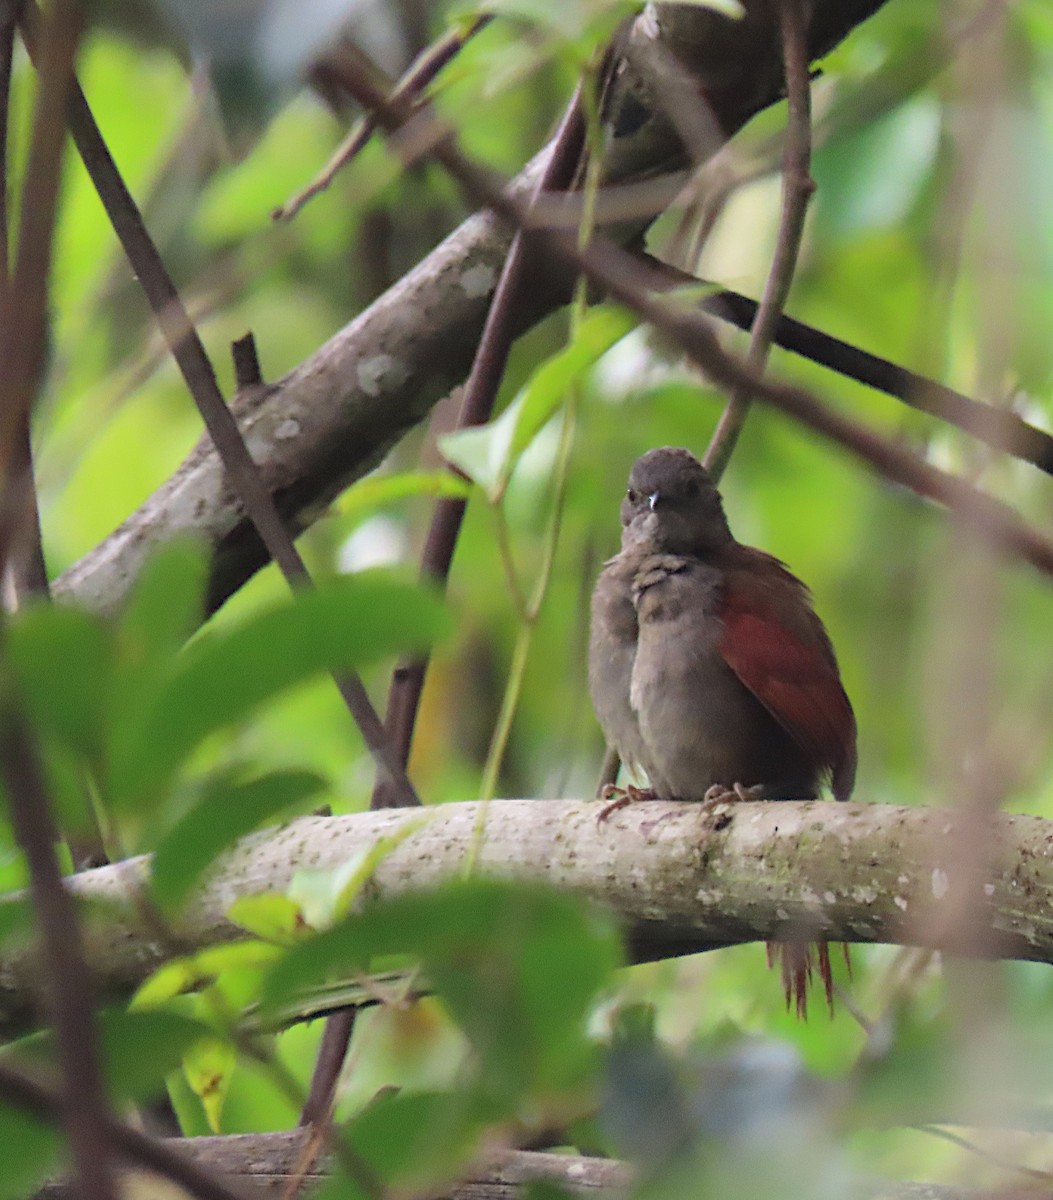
top-left (30, 1130), bottom-right (1027, 1200)
top-left (0, 799), bottom-right (1049, 1034)
top-left (53, 0), bottom-right (890, 618)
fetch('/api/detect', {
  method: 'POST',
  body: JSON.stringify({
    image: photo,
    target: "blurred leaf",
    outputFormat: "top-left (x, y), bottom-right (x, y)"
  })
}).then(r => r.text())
top-left (105, 573), bottom-right (450, 807)
top-left (335, 470), bottom-right (472, 522)
top-left (855, 1008), bottom-right (960, 1125)
top-left (116, 538), bottom-right (209, 667)
top-left (227, 893), bottom-right (307, 945)
top-left (262, 879), bottom-right (620, 1101)
top-left (812, 96), bottom-right (940, 238)
top-left (522, 1183), bottom-right (581, 1200)
top-left (9, 1009), bottom-right (208, 1106)
top-left (0, 899), bottom-right (30, 949)
top-left (286, 813), bottom-right (434, 929)
top-left (0, 1102), bottom-right (58, 1200)
top-left (183, 1034), bottom-right (237, 1133)
top-left (151, 769), bottom-right (327, 909)
top-left (100, 1009), bottom-right (211, 1104)
top-left (441, 305), bottom-right (635, 501)
top-left (312, 1087), bottom-right (498, 1200)
top-left (470, 0), bottom-right (639, 54)
top-left (131, 940), bottom-right (285, 1010)
top-left (5, 605), bottom-right (113, 759)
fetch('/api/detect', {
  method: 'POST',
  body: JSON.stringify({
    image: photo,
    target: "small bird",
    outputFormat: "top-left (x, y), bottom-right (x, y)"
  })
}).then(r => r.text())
top-left (588, 447), bottom-right (856, 1015)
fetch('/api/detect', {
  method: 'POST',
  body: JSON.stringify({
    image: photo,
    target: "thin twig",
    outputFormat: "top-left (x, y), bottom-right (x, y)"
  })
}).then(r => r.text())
top-left (368, 89), bottom-right (586, 809)
top-left (0, 1), bottom-right (47, 602)
top-left (914, 1124), bottom-right (1053, 1184)
top-left (18, 1), bottom-right (421, 808)
top-left (274, 15), bottom-right (491, 223)
top-left (694, 285), bottom-right (1053, 477)
top-left (704, 0), bottom-right (814, 482)
top-left (300, 78), bottom-right (587, 1138)
top-left (0, 715), bottom-right (117, 1200)
top-left (329, 54), bottom-right (1053, 585)
top-left (0, 9), bottom-right (114, 1196)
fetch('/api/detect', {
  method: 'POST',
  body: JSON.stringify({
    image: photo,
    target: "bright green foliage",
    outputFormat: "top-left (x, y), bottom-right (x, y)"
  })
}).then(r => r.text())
top-left (104, 572), bottom-right (450, 809)
top-left (442, 305), bottom-right (637, 501)
top-left (1, 0), bottom-right (1052, 1196)
top-left (0, 1106), bottom-right (59, 1200)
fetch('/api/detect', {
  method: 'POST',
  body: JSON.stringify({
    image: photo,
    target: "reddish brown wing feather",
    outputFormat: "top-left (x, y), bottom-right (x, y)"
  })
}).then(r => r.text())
top-left (718, 575), bottom-right (857, 801)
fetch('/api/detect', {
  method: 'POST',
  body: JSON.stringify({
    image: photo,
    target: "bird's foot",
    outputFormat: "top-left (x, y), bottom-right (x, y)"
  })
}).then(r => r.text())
top-left (596, 783), bottom-right (658, 823)
top-left (702, 782), bottom-right (765, 806)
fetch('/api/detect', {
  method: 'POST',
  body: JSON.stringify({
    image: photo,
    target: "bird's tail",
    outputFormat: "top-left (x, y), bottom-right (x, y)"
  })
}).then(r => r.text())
top-left (766, 940), bottom-right (851, 1018)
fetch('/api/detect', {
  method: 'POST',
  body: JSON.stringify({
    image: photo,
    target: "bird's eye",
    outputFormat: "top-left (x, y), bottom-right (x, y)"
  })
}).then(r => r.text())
top-left (683, 479), bottom-right (699, 498)
top-left (626, 488), bottom-right (638, 503)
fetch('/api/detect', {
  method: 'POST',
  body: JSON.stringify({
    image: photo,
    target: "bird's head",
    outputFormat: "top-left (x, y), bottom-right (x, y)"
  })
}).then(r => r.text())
top-left (620, 447), bottom-right (732, 555)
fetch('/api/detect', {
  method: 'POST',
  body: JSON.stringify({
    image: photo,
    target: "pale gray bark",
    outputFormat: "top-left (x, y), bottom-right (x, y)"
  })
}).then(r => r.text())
top-left (2, 799), bottom-right (1050, 1033)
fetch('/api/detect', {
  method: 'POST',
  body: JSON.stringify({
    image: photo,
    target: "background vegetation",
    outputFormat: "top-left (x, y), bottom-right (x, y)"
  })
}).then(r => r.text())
top-left (2, 0), bottom-right (1053, 1196)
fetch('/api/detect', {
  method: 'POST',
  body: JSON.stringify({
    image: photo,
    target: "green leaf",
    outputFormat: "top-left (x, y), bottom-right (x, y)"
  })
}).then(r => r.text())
top-left (116, 538), bottom-right (209, 666)
top-left (522, 1184), bottom-right (582, 1200)
top-left (151, 769), bottom-right (327, 909)
top-left (5, 605), bottom-right (113, 759)
top-left (506, 306), bottom-right (636, 468)
top-left (441, 305), bottom-right (635, 501)
top-left (9, 1009), bottom-right (208, 1106)
top-left (131, 940), bottom-right (285, 1010)
top-left (261, 880), bottom-right (620, 1100)
top-left (313, 1089), bottom-right (497, 1200)
top-left (0, 1103), bottom-right (58, 1200)
top-left (105, 573), bottom-right (450, 807)
top-left (335, 470), bottom-right (472, 521)
top-left (100, 1009), bottom-right (210, 1104)
top-left (183, 1034), bottom-right (236, 1133)
top-left (286, 813), bottom-right (434, 930)
top-left (227, 893), bottom-right (307, 945)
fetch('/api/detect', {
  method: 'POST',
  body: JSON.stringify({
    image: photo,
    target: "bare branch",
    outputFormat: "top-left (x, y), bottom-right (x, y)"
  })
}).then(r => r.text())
top-left (704, 0), bottom-right (814, 481)
top-left (1, 799), bottom-right (1051, 1035)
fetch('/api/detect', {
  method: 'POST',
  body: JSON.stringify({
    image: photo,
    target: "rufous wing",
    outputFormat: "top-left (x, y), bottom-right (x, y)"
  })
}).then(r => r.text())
top-left (717, 569), bottom-right (856, 801)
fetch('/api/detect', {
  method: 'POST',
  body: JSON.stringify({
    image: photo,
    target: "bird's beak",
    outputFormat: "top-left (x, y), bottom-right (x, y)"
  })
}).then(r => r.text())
top-left (647, 491), bottom-right (660, 512)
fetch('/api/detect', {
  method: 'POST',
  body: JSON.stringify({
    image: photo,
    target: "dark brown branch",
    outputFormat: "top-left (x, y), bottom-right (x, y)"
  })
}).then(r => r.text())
top-left (703, 0), bottom-right (813, 481)
top-left (230, 332), bottom-right (263, 390)
top-left (19, 1), bottom-right (420, 807)
top-left (700, 286), bottom-right (1053, 477)
top-left (0, 8), bottom-right (114, 1196)
top-left (0, 0), bottom-right (48, 602)
top-left (0, 716), bottom-right (116, 1200)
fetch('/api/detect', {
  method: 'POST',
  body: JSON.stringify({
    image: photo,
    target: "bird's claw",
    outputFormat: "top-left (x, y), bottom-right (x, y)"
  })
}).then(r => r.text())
top-left (702, 782), bottom-right (765, 806)
top-left (596, 783), bottom-right (658, 823)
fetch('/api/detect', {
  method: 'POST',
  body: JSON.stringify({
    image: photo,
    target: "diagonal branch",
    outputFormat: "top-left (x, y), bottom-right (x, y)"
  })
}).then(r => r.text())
top-left (18, 2), bottom-right (419, 806)
top-left (53, 0), bottom-right (893, 620)
top-left (703, 0), bottom-right (814, 481)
